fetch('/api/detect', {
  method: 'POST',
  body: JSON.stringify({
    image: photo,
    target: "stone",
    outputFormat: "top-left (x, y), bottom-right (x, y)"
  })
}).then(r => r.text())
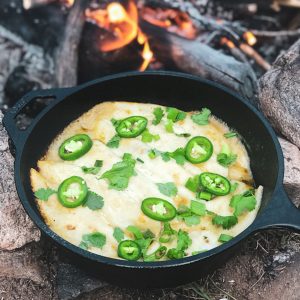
top-left (259, 38), bottom-right (300, 148)
top-left (280, 137), bottom-right (300, 207)
top-left (0, 111), bottom-right (40, 250)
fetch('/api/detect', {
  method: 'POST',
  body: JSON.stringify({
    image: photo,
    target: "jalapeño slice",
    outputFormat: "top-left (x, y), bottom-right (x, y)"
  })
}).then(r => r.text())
top-left (141, 198), bottom-right (177, 221)
top-left (185, 136), bottom-right (213, 164)
top-left (59, 134), bottom-right (93, 161)
top-left (199, 172), bottom-right (231, 196)
top-left (58, 176), bottom-right (88, 208)
top-left (116, 116), bottom-right (148, 138)
top-left (118, 240), bottom-right (141, 261)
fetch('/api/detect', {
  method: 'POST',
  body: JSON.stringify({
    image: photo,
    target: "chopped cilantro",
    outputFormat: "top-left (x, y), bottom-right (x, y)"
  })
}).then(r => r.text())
top-left (136, 157), bottom-right (144, 163)
top-left (141, 129), bottom-right (160, 143)
top-left (167, 229), bottom-right (192, 259)
top-left (81, 232), bottom-right (106, 249)
top-left (217, 144), bottom-right (237, 167)
top-left (34, 188), bottom-right (56, 201)
top-left (100, 153), bottom-right (136, 190)
top-left (185, 175), bottom-right (200, 192)
top-left (81, 160), bottom-right (103, 175)
top-left (126, 225), bottom-right (144, 239)
top-left (106, 134), bottom-right (121, 148)
top-left (166, 107), bottom-right (186, 122)
top-left (152, 107), bottom-right (164, 125)
top-left (143, 229), bottom-right (155, 239)
top-left (168, 147), bottom-right (186, 165)
top-left (175, 133), bottom-right (191, 138)
top-left (82, 191), bottom-right (104, 210)
top-left (111, 118), bottom-right (121, 128)
top-left (218, 233), bottom-right (233, 243)
top-left (156, 182), bottom-right (178, 197)
top-left (192, 250), bottom-right (207, 255)
top-left (190, 200), bottom-right (206, 216)
top-left (165, 119), bottom-right (174, 133)
top-left (212, 214), bottom-right (238, 230)
top-left (191, 108), bottom-right (211, 125)
top-left (230, 182), bottom-right (239, 193)
top-left (148, 148), bottom-right (160, 159)
top-left (113, 227), bottom-right (124, 243)
top-left (224, 132), bottom-right (237, 138)
top-left (230, 190), bottom-right (256, 217)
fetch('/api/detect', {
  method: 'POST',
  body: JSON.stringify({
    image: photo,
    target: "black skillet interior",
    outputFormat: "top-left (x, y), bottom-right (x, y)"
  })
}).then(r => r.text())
top-left (3, 71), bottom-right (300, 287)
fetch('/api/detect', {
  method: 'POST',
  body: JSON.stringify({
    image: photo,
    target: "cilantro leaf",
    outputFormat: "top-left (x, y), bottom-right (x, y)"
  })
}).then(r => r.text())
top-left (212, 215), bottom-right (238, 229)
top-left (148, 148), bottom-right (161, 159)
top-left (141, 129), bottom-right (160, 143)
top-left (168, 147), bottom-right (186, 165)
top-left (152, 107), bottom-right (164, 125)
top-left (111, 118), bottom-right (121, 128)
top-left (184, 215), bottom-right (201, 226)
top-left (156, 182), bottom-right (178, 197)
top-left (82, 191), bottom-right (104, 210)
top-left (224, 132), bottom-right (237, 138)
top-left (217, 144), bottom-right (237, 167)
top-left (100, 153), bottom-right (136, 190)
top-left (230, 190), bottom-right (256, 217)
top-left (190, 200), bottom-right (206, 216)
top-left (126, 225), bottom-right (144, 239)
top-left (166, 107), bottom-right (186, 122)
top-left (113, 227), bottom-right (124, 243)
top-left (191, 108), bottom-right (211, 125)
top-left (106, 134), bottom-right (121, 148)
top-left (81, 232), bottom-right (106, 249)
top-left (218, 233), bottom-right (233, 243)
top-left (165, 119), bottom-right (174, 133)
top-left (167, 229), bottom-right (192, 259)
top-left (160, 151), bottom-right (171, 162)
top-left (136, 157), bottom-right (144, 163)
top-left (143, 229), bottom-right (155, 239)
top-left (34, 188), bottom-right (56, 201)
top-left (230, 182), bottom-right (239, 193)
top-left (175, 133), bottom-right (191, 138)
top-left (81, 160), bottom-right (103, 175)
top-left (185, 175), bottom-right (200, 192)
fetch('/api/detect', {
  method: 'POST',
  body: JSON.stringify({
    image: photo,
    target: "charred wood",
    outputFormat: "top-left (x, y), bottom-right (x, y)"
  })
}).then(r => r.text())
top-left (141, 21), bottom-right (258, 105)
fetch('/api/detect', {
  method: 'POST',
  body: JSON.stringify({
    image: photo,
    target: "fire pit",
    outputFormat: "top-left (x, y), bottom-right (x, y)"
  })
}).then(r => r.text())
top-left (0, 0), bottom-right (300, 299)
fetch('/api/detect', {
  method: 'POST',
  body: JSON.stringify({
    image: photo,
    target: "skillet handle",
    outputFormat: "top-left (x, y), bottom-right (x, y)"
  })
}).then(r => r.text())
top-left (255, 186), bottom-right (300, 233)
top-left (3, 88), bottom-right (73, 149)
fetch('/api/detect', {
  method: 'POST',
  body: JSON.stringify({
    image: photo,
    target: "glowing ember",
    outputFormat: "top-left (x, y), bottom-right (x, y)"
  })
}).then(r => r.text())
top-left (141, 7), bottom-right (197, 39)
top-left (243, 31), bottom-right (257, 46)
top-left (220, 37), bottom-right (235, 49)
top-left (138, 31), bottom-right (153, 71)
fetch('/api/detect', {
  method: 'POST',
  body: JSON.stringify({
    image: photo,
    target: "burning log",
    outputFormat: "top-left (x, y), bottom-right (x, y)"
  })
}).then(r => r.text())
top-left (54, 0), bottom-right (90, 87)
top-left (141, 21), bottom-right (258, 104)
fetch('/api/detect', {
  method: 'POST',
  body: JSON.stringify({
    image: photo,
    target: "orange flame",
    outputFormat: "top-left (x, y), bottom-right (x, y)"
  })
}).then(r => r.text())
top-left (63, 0), bottom-right (74, 7)
top-left (243, 31), bottom-right (257, 46)
top-left (220, 37), bottom-right (235, 49)
top-left (85, 0), bottom-right (153, 71)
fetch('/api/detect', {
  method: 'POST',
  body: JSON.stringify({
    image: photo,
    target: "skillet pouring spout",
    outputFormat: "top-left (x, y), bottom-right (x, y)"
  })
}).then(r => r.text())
top-left (255, 186), bottom-right (300, 233)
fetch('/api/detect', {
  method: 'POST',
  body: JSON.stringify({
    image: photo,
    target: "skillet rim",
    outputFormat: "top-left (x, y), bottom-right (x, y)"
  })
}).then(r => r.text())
top-left (11, 70), bottom-right (284, 268)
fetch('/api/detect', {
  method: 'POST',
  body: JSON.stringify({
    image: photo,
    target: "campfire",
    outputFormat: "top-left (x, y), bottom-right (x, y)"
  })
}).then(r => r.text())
top-left (0, 0), bottom-right (299, 108)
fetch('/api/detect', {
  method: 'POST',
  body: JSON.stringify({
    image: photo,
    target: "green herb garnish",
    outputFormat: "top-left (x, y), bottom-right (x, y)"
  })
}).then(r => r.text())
top-left (185, 175), bottom-right (200, 193)
top-left (166, 107), bottom-right (186, 123)
top-left (34, 188), bottom-right (56, 201)
top-left (217, 144), bottom-right (237, 167)
top-left (152, 107), bottom-right (164, 125)
top-left (82, 191), bottom-right (104, 210)
top-left (191, 108), bottom-right (211, 125)
top-left (224, 132), bottom-right (237, 138)
top-left (212, 214), bottom-right (238, 230)
top-left (81, 160), bottom-right (103, 175)
top-left (106, 134), bottom-right (121, 148)
top-left (113, 227), bottom-right (124, 243)
top-left (167, 230), bottom-right (192, 259)
top-left (230, 190), bottom-right (256, 217)
top-left (80, 232), bottom-right (106, 249)
top-left (156, 182), bottom-right (178, 197)
top-left (100, 153), bottom-right (136, 190)
top-left (218, 233), bottom-right (233, 243)
top-left (141, 129), bottom-right (160, 143)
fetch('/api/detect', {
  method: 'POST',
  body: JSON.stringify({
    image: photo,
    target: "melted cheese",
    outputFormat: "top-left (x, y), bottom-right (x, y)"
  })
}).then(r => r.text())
top-left (30, 102), bottom-right (262, 259)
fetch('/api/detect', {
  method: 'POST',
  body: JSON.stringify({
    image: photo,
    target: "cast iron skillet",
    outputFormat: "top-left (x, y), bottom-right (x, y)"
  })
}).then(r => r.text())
top-left (3, 71), bottom-right (300, 287)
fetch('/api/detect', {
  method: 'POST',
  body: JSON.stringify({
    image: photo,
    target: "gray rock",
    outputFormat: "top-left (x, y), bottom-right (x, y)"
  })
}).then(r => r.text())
top-left (0, 111), bottom-right (40, 250)
top-left (56, 263), bottom-right (107, 300)
top-left (259, 38), bottom-right (300, 148)
top-left (280, 137), bottom-right (300, 207)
